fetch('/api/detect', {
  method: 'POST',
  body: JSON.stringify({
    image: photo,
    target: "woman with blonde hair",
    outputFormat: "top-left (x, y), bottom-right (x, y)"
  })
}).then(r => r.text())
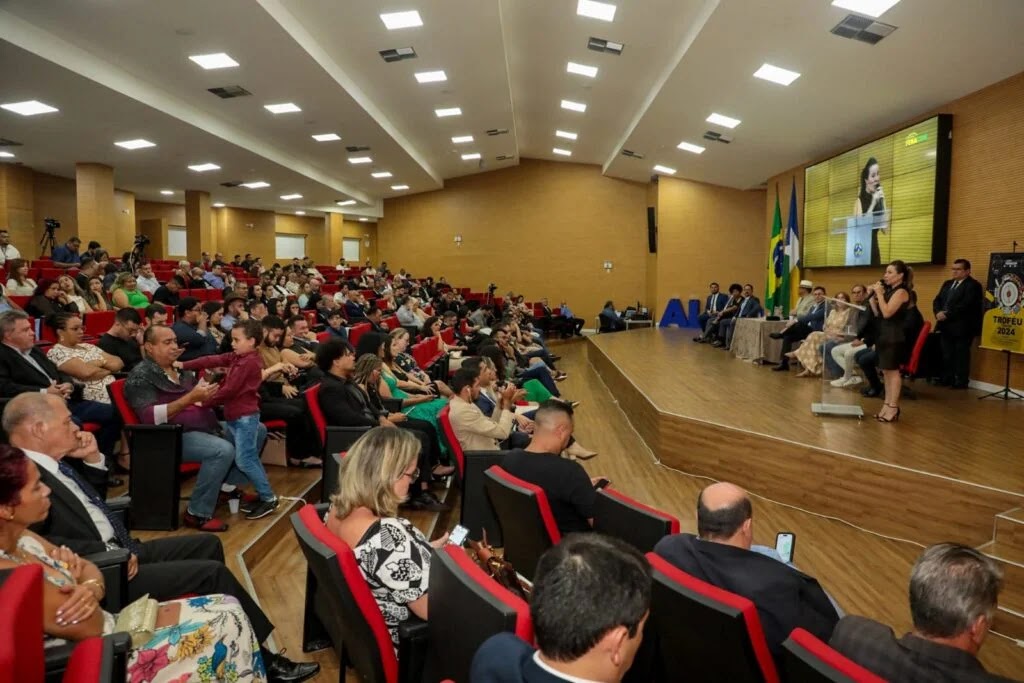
top-left (58, 274), bottom-right (91, 313)
top-left (324, 428), bottom-right (448, 649)
top-left (110, 272), bottom-right (149, 309)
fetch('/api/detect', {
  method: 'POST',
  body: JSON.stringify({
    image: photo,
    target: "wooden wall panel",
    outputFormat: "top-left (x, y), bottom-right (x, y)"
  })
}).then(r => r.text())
top-left (0, 165), bottom-right (37, 255)
top-left (75, 163), bottom-right (115, 250)
top-left (341, 219), bottom-right (378, 267)
top-left (766, 70), bottom-right (1024, 386)
top-left (33, 172), bottom-right (78, 246)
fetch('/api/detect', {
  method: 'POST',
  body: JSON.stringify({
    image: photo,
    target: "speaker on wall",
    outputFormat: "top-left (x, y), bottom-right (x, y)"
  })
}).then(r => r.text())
top-left (647, 206), bottom-right (657, 253)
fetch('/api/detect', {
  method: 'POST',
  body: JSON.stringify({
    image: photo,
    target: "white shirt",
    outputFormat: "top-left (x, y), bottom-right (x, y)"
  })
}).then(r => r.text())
top-left (23, 448), bottom-right (115, 544)
top-left (135, 275), bottom-right (160, 294)
top-left (0, 243), bottom-right (21, 267)
top-left (532, 652), bottom-right (603, 683)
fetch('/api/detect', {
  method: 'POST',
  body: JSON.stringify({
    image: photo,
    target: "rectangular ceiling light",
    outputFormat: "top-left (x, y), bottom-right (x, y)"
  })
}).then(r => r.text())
top-left (435, 107), bottom-right (462, 117)
top-left (1, 100), bottom-right (59, 116)
top-left (451, 135), bottom-right (474, 144)
top-left (831, 0), bottom-right (901, 18)
top-left (380, 10), bottom-right (423, 29)
top-left (160, 190), bottom-right (175, 195)
top-left (560, 99), bottom-right (587, 112)
top-left (264, 102), bottom-right (301, 114)
top-left (336, 199), bottom-right (357, 206)
top-left (0, 152), bottom-right (14, 159)
top-left (241, 181), bottom-right (270, 189)
top-left (295, 211), bottom-right (306, 215)
top-left (188, 162), bottom-right (221, 172)
top-left (391, 184), bottom-right (410, 191)
top-left (555, 130), bottom-right (578, 140)
top-left (461, 153), bottom-right (481, 161)
top-left (677, 141), bottom-right (705, 154)
top-left (415, 70), bottom-right (447, 83)
top-left (114, 138), bottom-right (156, 150)
top-left (312, 133), bottom-right (341, 142)
top-left (348, 156), bottom-right (373, 164)
top-left (553, 148), bottom-right (572, 157)
top-left (566, 61), bottom-right (599, 78)
top-left (188, 53), bottom-right (239, 70)
top-left (280, 193), bottom-right (303, 200)
top-left (359, 217), bottom-right (369, 222)
top-left (753, 63), bottom-right (801, 86)
top-left (653, 165), bottom-right (677, 175)
top-left (577, 0), bottom-right (617, 21)
top-left (213, 202), bottom-right (226, 208)
top-left (706, 113), bottom-right (741, 128)
top-left (371, 171), bottom-right (393, 178)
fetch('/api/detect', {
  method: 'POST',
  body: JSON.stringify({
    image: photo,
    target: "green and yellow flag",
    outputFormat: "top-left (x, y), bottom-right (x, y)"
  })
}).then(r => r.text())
top-left (764, 186), bottom-right (784, 315)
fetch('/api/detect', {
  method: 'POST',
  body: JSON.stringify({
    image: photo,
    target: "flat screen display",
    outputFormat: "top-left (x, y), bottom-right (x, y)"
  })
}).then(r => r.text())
top-left (802, 114), bottom-right (951, 268)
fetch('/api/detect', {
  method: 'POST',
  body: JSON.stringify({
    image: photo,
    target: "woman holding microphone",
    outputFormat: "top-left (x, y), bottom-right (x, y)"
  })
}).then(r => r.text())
top-left (867, 260), bottom-right (912, 423)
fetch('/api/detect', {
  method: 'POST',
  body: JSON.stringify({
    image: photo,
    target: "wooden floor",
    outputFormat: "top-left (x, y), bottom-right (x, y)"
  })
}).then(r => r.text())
top-left (142, 336), bottom-right (1024, 680)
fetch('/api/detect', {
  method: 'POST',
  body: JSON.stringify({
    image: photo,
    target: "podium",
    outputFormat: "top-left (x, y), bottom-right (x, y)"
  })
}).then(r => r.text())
top-left (811, 296), bottom-right (866, 418)
top-left (831, 211), bottom-right (890, 266)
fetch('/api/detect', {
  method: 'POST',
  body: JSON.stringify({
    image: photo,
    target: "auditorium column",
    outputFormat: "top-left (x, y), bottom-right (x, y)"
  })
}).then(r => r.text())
top-left (185, 190), bottom-right (214, 262)
top-left (326, 212), bottom-right (346, 265)
top-left (75, 162), bottom-right (115, 248)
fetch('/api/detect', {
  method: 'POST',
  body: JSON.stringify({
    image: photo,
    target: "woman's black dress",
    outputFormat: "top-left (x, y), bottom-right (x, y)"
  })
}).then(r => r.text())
top-left (876, 285), bottom-right (909, 370)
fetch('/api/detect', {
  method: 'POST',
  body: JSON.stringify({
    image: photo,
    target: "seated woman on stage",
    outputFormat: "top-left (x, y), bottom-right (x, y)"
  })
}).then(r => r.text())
top-left (324, 428), bottom-right (449, 651)
top-left (790, 292), bottom-right (852, 378)
top-left (0, 444), bottom-right (267, 682)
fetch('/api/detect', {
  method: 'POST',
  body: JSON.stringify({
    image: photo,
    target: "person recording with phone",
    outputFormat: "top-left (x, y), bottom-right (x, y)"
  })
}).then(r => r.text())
top-left (853, 157), bottom-right (889, 267)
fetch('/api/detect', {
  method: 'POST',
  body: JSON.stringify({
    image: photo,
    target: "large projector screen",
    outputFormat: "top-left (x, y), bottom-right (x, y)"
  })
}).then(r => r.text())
top-left (803, 114), bottom-right (951, 268)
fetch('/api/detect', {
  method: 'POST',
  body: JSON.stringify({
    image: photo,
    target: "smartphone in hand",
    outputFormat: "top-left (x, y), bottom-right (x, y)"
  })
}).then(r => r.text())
top-left (448, 524), bottom-right (470, 547)
top-left (775, 532), bottom-right (796, 564)
top-left (593, 478), bottom-right (610, 490)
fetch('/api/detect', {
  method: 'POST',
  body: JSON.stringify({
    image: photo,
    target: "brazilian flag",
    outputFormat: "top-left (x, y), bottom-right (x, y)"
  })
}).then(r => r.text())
top-left (764, 186), bottom-right (784, 316)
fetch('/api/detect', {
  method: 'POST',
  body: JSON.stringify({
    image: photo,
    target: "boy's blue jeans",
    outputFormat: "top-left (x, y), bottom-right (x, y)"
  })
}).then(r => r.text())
top-left (225, 413), bottom-right (275, 501)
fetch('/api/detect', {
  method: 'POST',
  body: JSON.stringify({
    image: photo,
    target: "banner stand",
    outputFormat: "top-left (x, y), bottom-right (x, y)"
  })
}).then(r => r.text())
top-left (979, 242), bottom-right (1024, 401)
top-left (977, 349), bottom-right (1023, 401)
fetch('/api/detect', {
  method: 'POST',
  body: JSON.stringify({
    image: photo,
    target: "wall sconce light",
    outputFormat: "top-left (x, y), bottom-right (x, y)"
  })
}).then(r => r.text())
top-left (363, 233), bottom-right (370, 248)
top-left (603, 260), bottom-right (613, 273)
top-left (454, 234), bottom-right (463, 247)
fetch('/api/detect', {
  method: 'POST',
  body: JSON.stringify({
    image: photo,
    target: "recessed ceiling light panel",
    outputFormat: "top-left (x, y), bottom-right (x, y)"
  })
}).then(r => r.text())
top-left (188, 163), bottom-right (221, 172)
top-left (435, 107), bottom-right (462, 117)
top-left (415, 70), bottom-right (447, 83)
top-left (114, 139), bottom-right (156, 150)
top-left (213, 202), bottom-right (226, 208)
top-left (336, 199), bottom-right (357, 206)
top-left (189, 53), bottom-right (239, 69)
top-left (391, 184), bottom-right (410, 191)
top-left (371, 171), bottom-right (393, 178)
top-left (348, 156), bottom-right (373, 164)
top-left (380, 10), bottom-right (423, 29)
top-left (241, 181), bottom-right (270, 189)
top-left (264, 103), bottom-right (301, 114)
top-left (560, 99), bottom-right (587, 113)
top-left (451, 135), bottom-right (474, 144)
top-left (0, 152), bottom-right (14, 159)
top-left (831, 0), bottom-right (901, 18)
top-left (1, 100), bottom-right (59, 116)
top-left (753, 63), bottom-right (801, 86)
top-left (653, 165), bottom-right (677, 175)
top-left (312, 133), bottom-right (341, 142)
top-left (567, 61), bottom-right (599, 78)
top-left (706, 113), bottom-right (741, 128)
top-left (553, 148), bottom-right (572, 157)
top-left (295, 211), bottom-right (306, 215)
top-left (555, 130), bottom-right (578, 140)
top-left (280, 193), bottom-right (303, 200)
top-left (160, 190), bottom-right (175, 195)
top-left (577, 0), bottom-right (617, 22)
top-left (461, 153), bottom-right (481, 161)
top-left (677, 141), bottom-right (705, 154)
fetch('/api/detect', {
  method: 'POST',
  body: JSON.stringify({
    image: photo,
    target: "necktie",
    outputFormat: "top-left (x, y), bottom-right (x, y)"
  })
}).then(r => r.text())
top-left (952, 280), bottom-right (960, 291)
top-left (57, 460), bottom-right (138, 553)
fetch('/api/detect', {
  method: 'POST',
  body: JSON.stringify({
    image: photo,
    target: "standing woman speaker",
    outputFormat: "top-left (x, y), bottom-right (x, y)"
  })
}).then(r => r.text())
top-left (867, 260), bottom-right (912, 423)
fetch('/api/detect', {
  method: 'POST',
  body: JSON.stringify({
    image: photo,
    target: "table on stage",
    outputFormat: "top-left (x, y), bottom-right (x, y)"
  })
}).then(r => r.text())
top-left (625, 318), bottom-right (654, 330)
top-left (731, 318), bottom-right (787, 364)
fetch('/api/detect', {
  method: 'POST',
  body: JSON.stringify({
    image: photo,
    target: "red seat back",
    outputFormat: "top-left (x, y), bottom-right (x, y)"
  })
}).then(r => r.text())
top-left (900, 321), bottom-right (932, 376)
top-left (348, 322), bottom-right (371, 348)
top-left (437, 404), bottom-right (465, 479)
top-left (83, 310), bottom-right (116, 338)
top-left (781, 628), bottom-right (887, 683)
top-left (483, 466), bottom-right (560, 582)
top-left (0, 565), bottom-right (45, 683)
top-left (108, 379), bottom-right (139, 425)
top-left (593, 488), bottom-right (680, 553)
top-left (304, 383), bottom-right (327, 446)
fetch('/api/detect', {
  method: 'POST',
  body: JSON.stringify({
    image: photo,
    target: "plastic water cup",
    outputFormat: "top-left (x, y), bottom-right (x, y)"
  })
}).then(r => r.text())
top-left (228, 499), bottom-right (240, 514)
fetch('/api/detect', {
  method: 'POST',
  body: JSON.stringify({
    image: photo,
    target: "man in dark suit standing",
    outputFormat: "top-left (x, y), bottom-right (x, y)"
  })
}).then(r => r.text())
top-left (471, 534), bottom-right (651, 683)
top-left (830, 543), bottom-right (1012, 682)
top-left (932, 259), bottom-right (984, 389)
top-left (695, 282), bottom-right (730, 342)
top-left (6, 392), bottom-right (320, 683)
top-left (653, 482), bottom-right (839, 660)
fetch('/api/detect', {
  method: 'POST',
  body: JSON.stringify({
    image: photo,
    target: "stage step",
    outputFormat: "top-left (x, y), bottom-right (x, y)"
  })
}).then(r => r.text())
top-left (995, 508), bottom-right (1024, 556)
top-left (993, 606), bottom-right (1024, 642)
top-left (979, 541), bottom-right (1024, 616)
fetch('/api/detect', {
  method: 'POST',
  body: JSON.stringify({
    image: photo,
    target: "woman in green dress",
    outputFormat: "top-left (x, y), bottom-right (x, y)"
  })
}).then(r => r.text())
top-left (110, 272), bottom-right (150, 309)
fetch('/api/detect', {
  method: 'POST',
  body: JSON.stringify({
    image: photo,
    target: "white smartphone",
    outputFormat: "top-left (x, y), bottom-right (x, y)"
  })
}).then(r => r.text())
top-left (448, 524), bottom-right (470, 547)
top-left (775, 532), bottom-right (796, 564)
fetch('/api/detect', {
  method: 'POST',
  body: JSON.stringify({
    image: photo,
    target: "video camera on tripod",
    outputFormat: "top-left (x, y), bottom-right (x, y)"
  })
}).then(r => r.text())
top-left (126, 234), bottom-right (150, 272)
top-left (39, 218), bottom-right (59, 257)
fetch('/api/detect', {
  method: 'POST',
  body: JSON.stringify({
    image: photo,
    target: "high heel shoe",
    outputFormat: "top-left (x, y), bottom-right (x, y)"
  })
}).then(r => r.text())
top-left (876, 404), bottom-right (901, 423)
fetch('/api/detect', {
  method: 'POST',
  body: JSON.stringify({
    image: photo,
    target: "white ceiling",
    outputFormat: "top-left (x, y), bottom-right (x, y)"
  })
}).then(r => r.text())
top-left (1, 0), bottom-right (1023, 218)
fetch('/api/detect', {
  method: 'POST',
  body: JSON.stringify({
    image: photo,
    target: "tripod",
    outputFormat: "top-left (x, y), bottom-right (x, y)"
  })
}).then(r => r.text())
top-left (39, 226), bottom-right (57, 258)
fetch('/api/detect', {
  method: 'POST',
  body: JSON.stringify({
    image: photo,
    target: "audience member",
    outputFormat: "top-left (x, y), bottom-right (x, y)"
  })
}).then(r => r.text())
top-left (73, 257), bottom-right (99, 291)
top-left (203, 300), bottom-right (228, 347)
top-left (27, 278), bottom-right (79, 317)
top-left (830, 543), bottom-right (1010, 683)
top-left (447, 366), bottom-right (530, 451)
top-left (653, 482), bottom-right (839, 659)
top-left (0, 283), bottom-right (24, 313)
top-left (44, 312), bottom-right (122, 408)
top-left (152, 274), bottom-right (182, 306)
top-left (5, 258), bottom-right (36, 295)
top-left (600, 301), bottom-right (626, 332)
top-left (0, 229), bottom-right (22, 266)
top-left (51, 235), bottom-right (82, 267)
top-left (771, 284), bottom-right (826, 371)
top-left (134, 262), bottom-right (160, 293)
top-left (501, 401), bottom-right (607, 534)
top-left (323, 309), bottom-right (348, 339)
top-left (700, 283), bottom-right (742, 344)
top-left (221, 293), bottom-right (247, 331)
top-left (828, 284), bottom-right (873, 387)
top-left (82, 276), bottom-right (113, 312)
top-left (57, 274), bottom-right (90, 312)
top-left (396, 296), bottom-right (422, 330)
top-left (109, 272), bottom-right (149, 310)
top-left (97, 307), bottom-right (143, 372)
top-left (188, 266), bottom-right (209, 289)
top-left (172, 296), bottom-right (219, 361)
top-left (713, 283), bottom-right (764, 349)
top-left (471, 534), bottom-right (651, 683)
top-left (933, 258), bottom-right (984, 390)
top-left (789, 291), bottom-right (851, 377)
top-left (288, 315), bottom-right (319, 352)
top-left (695, 282), bottom-right (730, 343)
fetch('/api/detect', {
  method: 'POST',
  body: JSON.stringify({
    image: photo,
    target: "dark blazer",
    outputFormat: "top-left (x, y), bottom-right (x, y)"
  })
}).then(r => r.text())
top-left (653, 534), bottom-right (838, 659)
top-left (470, 633), bottom-right (563, 683)
top-left (317, 373), bottom-right (379, 428)
top-left (737, 296), bottom-right (763, 319)
top-left (829, 615), bottom-right (1017, 683)
top-left (171, 320), bottom-right (218, 361)
top-left (29, 458), bottom-right (111, 556)
top-left (932, 276), bottom-right (984, 338)
top-left (705, 292), bottom-right (730, 314)
top-left (0, 343), bottom-right (78, 398)
top-left (344, 300), bottom-right (367, 320)
top-left (799, 302), bottom-right (827, 332)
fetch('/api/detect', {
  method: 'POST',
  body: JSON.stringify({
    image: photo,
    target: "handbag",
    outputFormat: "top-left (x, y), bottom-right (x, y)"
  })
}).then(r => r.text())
top-left (467, 529), bottom-right (531, 602)
top-left (113, 594), bottom-right (159, 648)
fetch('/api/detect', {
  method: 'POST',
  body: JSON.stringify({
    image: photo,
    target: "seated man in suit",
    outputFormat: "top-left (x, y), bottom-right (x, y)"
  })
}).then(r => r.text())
top-left (4, 392), bottom-right (319, 683)
top-left (500, 401), bottom-right (608, 536)
top-left (653, 482), bottom-right (839, 660)
top-left (695, 282), bottom-right (730, 342)
top-left (714, 283), bottom-right (764, 350)
top-left (471, 534), bottom-right (651, 683)
top-left (0, 310), bottom-right (121, 461)
top-left (701, 283), bottom-right (743, 344)
top-left (830, 543), bottom-right (1011, 682)
top-left (171, 297), bottom-right (219, 361)
top-left (771, 284), bottom-right (827, 371)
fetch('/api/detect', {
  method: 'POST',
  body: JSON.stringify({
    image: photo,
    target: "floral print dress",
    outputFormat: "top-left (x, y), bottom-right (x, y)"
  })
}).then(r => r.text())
top-left (6, 534), bottom-right (266, 683)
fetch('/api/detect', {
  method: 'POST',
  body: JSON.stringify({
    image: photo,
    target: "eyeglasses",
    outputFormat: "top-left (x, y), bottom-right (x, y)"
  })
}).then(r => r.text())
top-left (401, 468), bottom-right (420, 481)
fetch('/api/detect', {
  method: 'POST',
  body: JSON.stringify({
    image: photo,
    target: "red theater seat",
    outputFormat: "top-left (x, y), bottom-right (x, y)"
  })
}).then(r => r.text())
top-left (483, 466), bottom-right (560, 582)
top-left (781, 628), bottom-right (887, 683)
top-left (593, 488), bottom-right (680, 553)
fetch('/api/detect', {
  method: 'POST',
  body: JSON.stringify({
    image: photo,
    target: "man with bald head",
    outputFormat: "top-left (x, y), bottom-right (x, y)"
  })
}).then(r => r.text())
top-left (653, 482), bottom-right (839, 660)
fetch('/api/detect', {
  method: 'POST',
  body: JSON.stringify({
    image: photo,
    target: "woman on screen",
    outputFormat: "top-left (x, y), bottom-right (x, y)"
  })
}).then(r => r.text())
top-left (853, 157), bottom-right (889, 266)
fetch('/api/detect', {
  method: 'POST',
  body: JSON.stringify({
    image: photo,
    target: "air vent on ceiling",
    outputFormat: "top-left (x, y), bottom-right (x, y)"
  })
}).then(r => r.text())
top-left (588, 37), bottom-right (624, 55)
top-left (486, 128), bottom-right (509, 136)
top-left (621, 149), bottom-right (644, 159)
top-left (219, 181), bottom-right (243, 188)
top-left (703, 131), bottom-right (732, 144)
top-left (345, 145), bottom-right (371, 153)
top-left (207, 85), bottom-right (252, 99)
top-left (830, 14), bottom-right (896, 45)
top-left (379, 47), bottom-right (417, 63)
top-left (0, 138), bottom-right (23, 147)
top-left (495, 154), bottom-right (515, 161)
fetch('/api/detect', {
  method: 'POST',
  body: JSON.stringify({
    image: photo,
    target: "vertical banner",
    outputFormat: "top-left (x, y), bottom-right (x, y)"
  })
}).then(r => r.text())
top-left (980, 252), bottom-right (1024, 353)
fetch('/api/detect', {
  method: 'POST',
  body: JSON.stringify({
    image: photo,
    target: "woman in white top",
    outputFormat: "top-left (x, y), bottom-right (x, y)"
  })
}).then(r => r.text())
top-left (58, 274), bottom-right (91, 313)
top-left (45, 312), bottom-right (122, 404)
top-left (5, 258), bottom-right (36, 296)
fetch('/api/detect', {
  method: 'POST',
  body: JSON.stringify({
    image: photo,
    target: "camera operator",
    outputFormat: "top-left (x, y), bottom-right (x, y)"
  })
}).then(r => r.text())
top-left (51, 235), bottom-right (82, 268)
